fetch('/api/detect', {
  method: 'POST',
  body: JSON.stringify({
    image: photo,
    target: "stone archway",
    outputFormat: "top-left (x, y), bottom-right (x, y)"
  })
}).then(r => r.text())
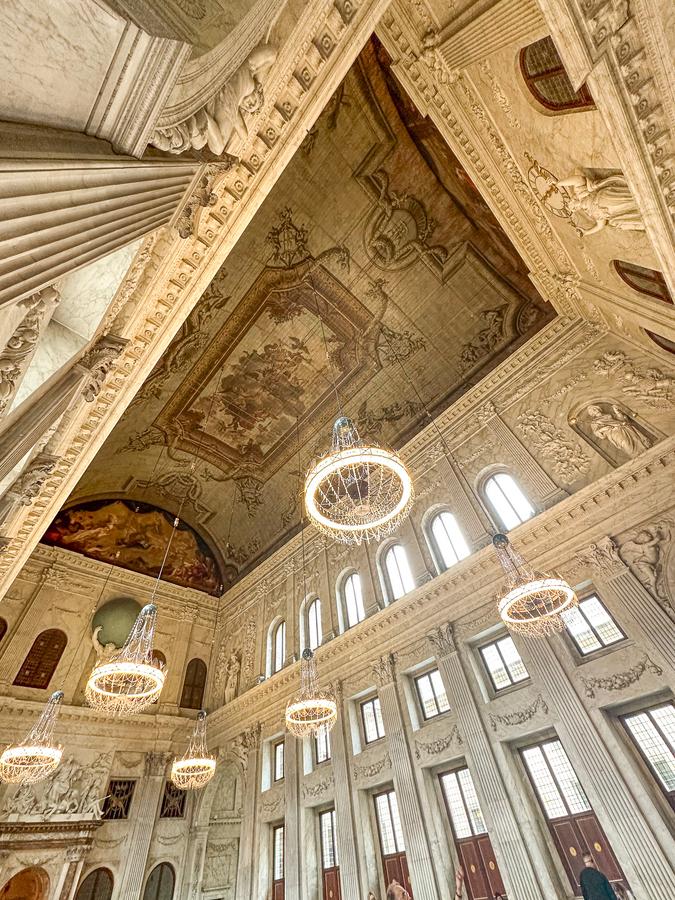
top-left (0, 867), bottom-right (50, 900)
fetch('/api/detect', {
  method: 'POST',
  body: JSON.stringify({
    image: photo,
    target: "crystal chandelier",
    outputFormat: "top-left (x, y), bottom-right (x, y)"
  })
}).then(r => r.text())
top-left (85, 603), bottom-right (166, 715)
top-left (286, 649), bottom-right (337, 738)
top-left (493, 534), bottom-right (577, 636)
top-left (170, 710), bottom-right (216, 790)
top-left (0, 691), bottom-right (64, 785)
top-left (304, 417), bottom-right (413, 544)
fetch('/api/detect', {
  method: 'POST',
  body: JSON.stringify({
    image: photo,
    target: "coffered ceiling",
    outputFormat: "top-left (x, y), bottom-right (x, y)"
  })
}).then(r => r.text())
top-left (51, 39), bottom-right (554, 590)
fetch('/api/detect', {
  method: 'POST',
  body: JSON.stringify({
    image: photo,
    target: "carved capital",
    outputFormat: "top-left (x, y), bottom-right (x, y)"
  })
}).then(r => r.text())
top-left (371, 652), bottom-right (397, 687)
top-left (144, 751), bottom-right (171, 777)
top-left (79, 335), bottom-right (128, 402)
top-left (427, 622), bottom-right (457, 657)
top-left (575, 536), bottom-right (625, 579)
top-left (7, 452), bottom-right (59, 506)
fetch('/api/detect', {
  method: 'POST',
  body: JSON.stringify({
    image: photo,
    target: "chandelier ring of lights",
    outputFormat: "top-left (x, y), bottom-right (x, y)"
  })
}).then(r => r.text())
top-left (498, 577), bottom-right (576, 624)
top-left (170, 710), bottom-right (216, 790)
top-left (0, 690), bottom-right (64, 785)
top-left (85, 659), bottom-right (166, 701)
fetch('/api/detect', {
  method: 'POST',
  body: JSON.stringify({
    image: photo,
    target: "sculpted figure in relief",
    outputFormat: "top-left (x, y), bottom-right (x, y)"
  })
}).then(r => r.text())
top-left (92, 625), bottom-right (117, 661)
top-left (619, 524), bottom-right (671, 601)
top-left (585, 403), bottom-right (652, 457)
top-left (152, 45), bottom-right (277, 156)
top-left (223, 653), bottom-right (241, 704)
top-left (557, 171), bottom-right (645, 234)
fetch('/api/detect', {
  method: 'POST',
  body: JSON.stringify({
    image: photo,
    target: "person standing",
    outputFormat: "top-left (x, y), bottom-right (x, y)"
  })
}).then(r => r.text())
top-left (579, 853), bottom-right (619, 900)
top-left (386, 878), bottom-right (411, 900)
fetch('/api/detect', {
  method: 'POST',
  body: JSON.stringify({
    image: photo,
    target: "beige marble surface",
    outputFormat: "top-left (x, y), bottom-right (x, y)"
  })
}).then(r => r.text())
top-left (0, 0), bottom-right (124, 130)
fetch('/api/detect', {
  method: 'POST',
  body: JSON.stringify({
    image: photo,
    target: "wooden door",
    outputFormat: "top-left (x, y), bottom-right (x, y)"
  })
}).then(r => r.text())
top-left (455, 835), bottom-right (506, 900)
top-left (272, 879), bottom-right (285, 900)
top-left (322, 867), bottom-right (341, 900)
top-left (549, 812), bottom-right (625, 893)
top-left (382, 853), bottom-right (413, 897)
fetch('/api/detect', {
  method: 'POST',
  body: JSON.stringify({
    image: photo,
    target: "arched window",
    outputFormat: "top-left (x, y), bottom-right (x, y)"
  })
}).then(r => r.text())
top-left (428, 511), bottom-right (470, 572)
top-left (520, 36), bottom-right (594, 113)
top-left (75, 868), bottom-right (114, 900)
top-left (614, 260), bottom-right (672, 302)
top-left (273, 621), bottom-right (286, 674)
top-left (383, 544), bottom-right (415, 602)
top-left (0, 617), bottom-right (7, 643)
top-left (143, 863), bottom-right (175, 900)
top-left (483, 472), bottom-right (534, 530)
top-left (307, 598), bottom-right (322, 651)
top-left (13, 629), bottom-right (67, 689)
top-left (613, 260), bottom-right (675, 355)
top-left (343, 572), bottom-right (365, 629)
top-left (180, 658), bottom-right (207, 709)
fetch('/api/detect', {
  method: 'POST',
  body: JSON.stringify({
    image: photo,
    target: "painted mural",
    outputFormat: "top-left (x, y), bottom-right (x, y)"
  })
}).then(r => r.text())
top-left (42, 500), bottom-right (222, 595)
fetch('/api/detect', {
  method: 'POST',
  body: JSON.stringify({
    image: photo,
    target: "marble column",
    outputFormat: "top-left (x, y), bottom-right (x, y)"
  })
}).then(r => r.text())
top-left (0, 122), bottom-right (199, 308)
top-left (430, 442), bottom-right (494, 549)
top-left (515, 631), bottom-right (675, 898)
top-left (430, 624), bottom-right (557, 900)
top-left (0, 334), bottom-right (127, 483)
top-left (234, 727), bottom-right (262, 900)
top-left (182, 825), bottom-right (208, 900)
top-left (284, 734), bottom-right (301, 899)
top-left (329, 683), bottom-right (362, 899)
top-left (574, 536), bottom-right (675, 669)
top-left (0, 286), bottom-right (60, 418)
top-left (118, 751), bottom-right (171, 898)
top-left (160, 609), bottom-right (196, 712)
top-left (0, 567), bottom-right (50, 685)
top-left (373, 654), bottom-right (440, 900)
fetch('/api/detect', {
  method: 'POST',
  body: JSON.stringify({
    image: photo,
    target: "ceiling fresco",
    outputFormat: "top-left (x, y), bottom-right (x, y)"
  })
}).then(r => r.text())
top-left (56, 39), bottom-right (555, 588)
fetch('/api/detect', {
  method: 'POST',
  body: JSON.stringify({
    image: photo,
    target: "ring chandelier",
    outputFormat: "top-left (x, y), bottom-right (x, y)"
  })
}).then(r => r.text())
top-left (305, 417), bottom-right (413, 544)
top-left (493, 534), bottom-right (578, 636)
top-left (171, 710), bottom-right (217, 790)
top-left (0, 691), bottom-right (64, 785)
top-left (85, 603), bottom-right (166, 716)
top-left (286, 649), bottom-right (338, 738)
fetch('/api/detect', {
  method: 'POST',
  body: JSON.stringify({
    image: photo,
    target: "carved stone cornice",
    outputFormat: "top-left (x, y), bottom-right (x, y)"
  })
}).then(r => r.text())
top-left (0, 0), bottom-right (390, 599)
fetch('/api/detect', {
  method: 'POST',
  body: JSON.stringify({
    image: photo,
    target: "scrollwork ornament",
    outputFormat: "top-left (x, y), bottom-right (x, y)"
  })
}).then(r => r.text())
top-left (427, 622), bottom-right (457, 657)
top-left (488, 694), bottom-right (549, 731)
top-left (371, 653), bottom-right (397, 687)
top-left (580, 655), bottom-right (663, 699)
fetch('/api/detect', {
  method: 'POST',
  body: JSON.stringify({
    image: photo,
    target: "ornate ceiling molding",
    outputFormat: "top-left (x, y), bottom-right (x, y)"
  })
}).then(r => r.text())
top-left (0, 0), bottom-right (390, 602)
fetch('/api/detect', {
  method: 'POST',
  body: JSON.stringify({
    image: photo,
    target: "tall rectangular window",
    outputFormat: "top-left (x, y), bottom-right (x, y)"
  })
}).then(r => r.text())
top-left (374, 790), bottom-right (405, 855)
top-left (320, 808), bottom-right (339, 870)
top-left (622, 702), bottom-right (675, 809)
top-left (521, 739), bottom-right (591, 819)
top-left (273, 740), bottom-right (285, 782)
top-left (440, 767), bottom-right (487, 838)
top-left (361, 697), bottom-right (385, 744)
top-left (521, 738), bottom-right (625, 893)
top-left (273, 824), bottom-right (285, 881)
top-left (561, 594), bottom-right (624, 655)
top-left (415, 669), bottom-right (450, 719)
top-left (315, 728), bottom-right (331, 764)
top-left (480, 636), bottom-right (528, 691)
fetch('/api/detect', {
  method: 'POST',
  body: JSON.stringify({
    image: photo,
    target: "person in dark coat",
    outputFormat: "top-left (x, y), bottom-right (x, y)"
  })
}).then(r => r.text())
top-left (579, 853), bottom-right (619, 900)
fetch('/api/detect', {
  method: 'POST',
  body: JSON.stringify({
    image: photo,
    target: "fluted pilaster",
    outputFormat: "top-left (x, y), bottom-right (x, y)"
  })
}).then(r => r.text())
top-left (430, 625), bottom-right (556, 900)
top-left (284, 734), bottom-right (301, 898)
top-left (118, 752), bottom-right (170, 898)
top-left (330, 686), bottom-right (363, 898)
top-left (517, 632), bottom-right (675, 898)
top-left (235, 730), bottom-right (262, 900)
top-left (373, 654), bottom-right (440, 900)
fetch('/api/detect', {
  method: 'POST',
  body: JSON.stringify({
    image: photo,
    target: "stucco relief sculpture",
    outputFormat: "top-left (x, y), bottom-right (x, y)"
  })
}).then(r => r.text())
top-left (1, 753), bottom-right (111, 818)
top-left (619, 523), bottom-right (672, 604)
top-left (92, 625), bottom-right (117, 661)
top-left (556, 171), bottom-right (645, 234)
top-left (223, 653), bottom-right (241, 704)
top-left (151, 45), bottom-right (277, 156)
top-left (517, 410), bottom-right (590, 481)
top-left (593, 351), bottom-right (673, 408)
top-left (570, 401), bottom-right (654, 466)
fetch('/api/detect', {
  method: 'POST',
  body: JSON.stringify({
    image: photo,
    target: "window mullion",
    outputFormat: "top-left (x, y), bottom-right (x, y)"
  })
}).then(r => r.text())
top-left (649, 710), bottom-right (675, 754)
top-left (495, 641), bottom-right (513, 686)
top-left (458, 775), bottom-right (476, 837)
top-left (544, 749), bottom-right (573, 816)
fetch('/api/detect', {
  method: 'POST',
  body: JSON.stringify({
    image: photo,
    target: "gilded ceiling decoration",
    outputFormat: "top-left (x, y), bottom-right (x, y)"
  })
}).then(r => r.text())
top-left (60, 40), bottom-right (554, 587)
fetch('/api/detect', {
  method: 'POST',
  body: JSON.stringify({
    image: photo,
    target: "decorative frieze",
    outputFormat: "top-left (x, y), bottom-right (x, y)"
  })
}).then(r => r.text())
top-left (579, 654), bottom-right (663, 699)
